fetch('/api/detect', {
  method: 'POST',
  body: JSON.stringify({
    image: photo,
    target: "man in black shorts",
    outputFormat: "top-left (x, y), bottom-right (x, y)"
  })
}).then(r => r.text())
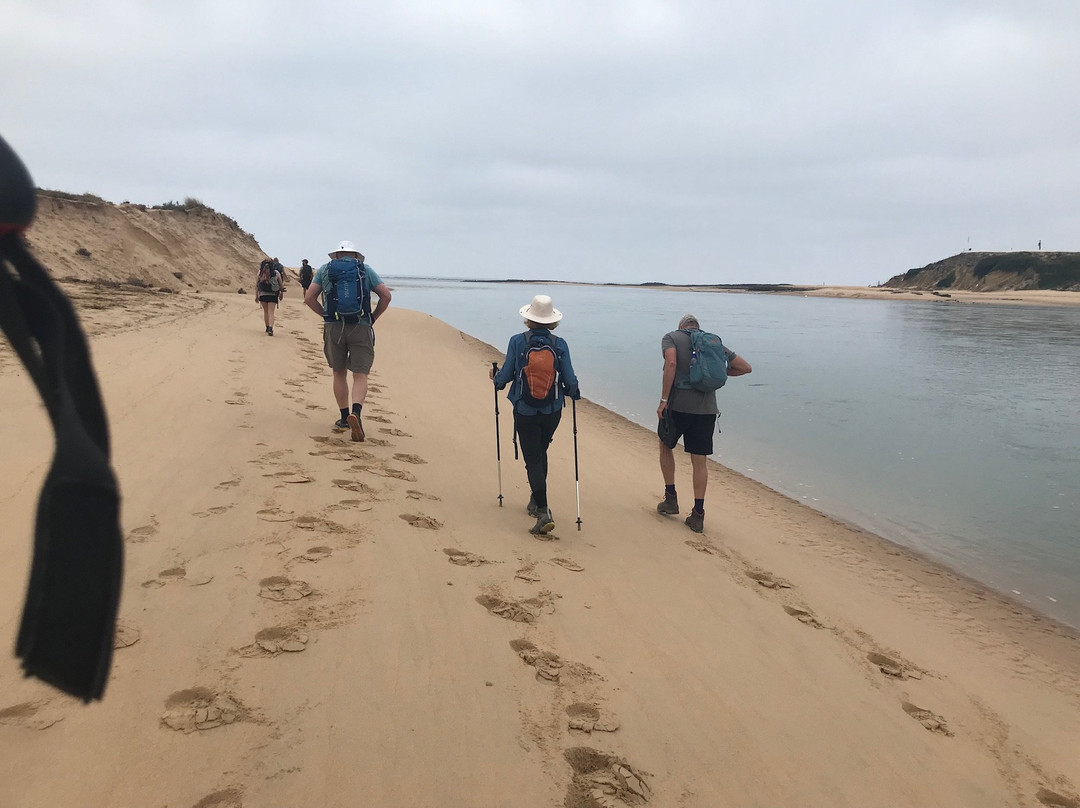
top-left (656, 314), bottom-right (752, 533)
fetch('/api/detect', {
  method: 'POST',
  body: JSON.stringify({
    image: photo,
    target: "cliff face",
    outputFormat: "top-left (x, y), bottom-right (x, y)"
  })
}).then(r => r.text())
top-left (884, 251), bottom-right (1080, 292)
top-left (22, 192), bottom-right (270, 292)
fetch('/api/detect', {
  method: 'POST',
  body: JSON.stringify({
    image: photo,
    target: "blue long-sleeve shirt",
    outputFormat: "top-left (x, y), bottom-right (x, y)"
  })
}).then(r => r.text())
top-left (493, 329), bottom-right (579, 416)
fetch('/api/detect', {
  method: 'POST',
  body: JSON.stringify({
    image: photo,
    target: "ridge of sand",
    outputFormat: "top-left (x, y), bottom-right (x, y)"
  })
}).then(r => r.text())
top-left (1, 289), bottom-right (1078, 807)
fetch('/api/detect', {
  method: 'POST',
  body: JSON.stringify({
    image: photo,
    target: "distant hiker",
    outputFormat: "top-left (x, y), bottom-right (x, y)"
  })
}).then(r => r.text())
top-left (304, 240), bottom-right (392, 442)
top-left (491, 295), bottom-right (580, 535)
top-left (299, 259), bottom-right (313, 292)
top-left (256, 258), bottom-right (286, 336)
top-left (656, 314), bottom-right (752, 533)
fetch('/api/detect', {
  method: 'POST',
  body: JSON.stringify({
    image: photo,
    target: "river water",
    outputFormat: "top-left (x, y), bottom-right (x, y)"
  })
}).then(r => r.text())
top-left (387, 277), bottom-right (1080, 629)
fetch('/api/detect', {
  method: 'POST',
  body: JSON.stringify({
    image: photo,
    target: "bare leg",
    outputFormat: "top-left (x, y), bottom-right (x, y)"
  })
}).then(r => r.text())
top-left (690, 453), bottom-right (708, 500)
top-left (261, 301), bottom-right (271, 327)
top-left (659, 441), bottom-right (676, 486)
top-left (267, 301), bottom-right (276, 329)
top-left (332, 369), bottom-right (349, 409)
top-left (351, 372), bottom-right (369, 406)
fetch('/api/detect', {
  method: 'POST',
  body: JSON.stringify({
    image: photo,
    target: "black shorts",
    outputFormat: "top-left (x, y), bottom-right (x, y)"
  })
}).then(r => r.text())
top-left (658, 410), bottom-right (717, 455)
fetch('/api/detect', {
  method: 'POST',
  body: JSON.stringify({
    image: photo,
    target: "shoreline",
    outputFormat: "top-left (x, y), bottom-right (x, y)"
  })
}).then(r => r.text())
top-left (396, 276), bottom-right (1080, 308)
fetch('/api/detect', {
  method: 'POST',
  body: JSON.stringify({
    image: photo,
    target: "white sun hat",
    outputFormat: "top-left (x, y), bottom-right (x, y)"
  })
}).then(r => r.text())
top-left (329, 240), bottom-right (361, 257)
top-left (519, 294), bottom-right (562, 324)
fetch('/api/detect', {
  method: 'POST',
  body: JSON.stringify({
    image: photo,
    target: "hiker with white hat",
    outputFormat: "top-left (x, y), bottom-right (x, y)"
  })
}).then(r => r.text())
top-left (490, 294), bottom-right (581, 535)
top-left (304, 240), bottom-right (392, 442)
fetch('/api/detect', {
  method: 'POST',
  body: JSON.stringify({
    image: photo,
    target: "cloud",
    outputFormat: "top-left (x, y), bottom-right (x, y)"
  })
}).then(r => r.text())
top-left (3, 0), bottom-right (1078, 284)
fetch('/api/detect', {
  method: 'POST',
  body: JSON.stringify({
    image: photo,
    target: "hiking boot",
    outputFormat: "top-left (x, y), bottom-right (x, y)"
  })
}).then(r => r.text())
top-left (347, 412), bottom-right (365, 443)
top-left (530, 508), bottom-right (555, 535)
top-left (657, 494), bottom-right (679, 515)
top-left (333, 417), bottom-right (349, 431)
top-left (526, 496), bottom-right (539, 517)
top-left (684, 509), bottom-right (704, 534)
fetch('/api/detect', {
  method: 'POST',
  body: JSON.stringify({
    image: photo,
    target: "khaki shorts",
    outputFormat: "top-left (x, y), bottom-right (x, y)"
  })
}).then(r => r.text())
top-left (323, 321), bottom-right (375, 374)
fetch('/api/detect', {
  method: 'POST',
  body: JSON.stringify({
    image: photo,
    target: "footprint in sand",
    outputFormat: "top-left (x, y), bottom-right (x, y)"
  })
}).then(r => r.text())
top-left (782, 605), bottom-right (824, 629)
top-left (294, 515), bottom-right (347, 533)
top-left (332, 478), bottom-right (378, 495)
top-left (406, 490), bottom-right (440, 501)
top-left (314, 448), bottom-right (377, 463)
top-left (191, 788), bottom-right (244, 808)
top-left (362, 465), bottom-right (417, 482)
top-left (478, 589), bottom-right (556, 623)
top-left (686, 538), bottom-right (724, 556)
top-left (746, 569), bottom-right (792, 589)
top-left (901, 701), bottom-right (953, 736)
top-left (192, 506), bottom-right (231, 517)
top-left (380, 428), bottom-right (412, 437)
top-left (567, 702), bottom-right (621, 734)
top-left (113, 621), bottom-right (141, 649)
top-left (550, 557), bottom-right (584, 572)
top-left (867, 651), bottom-right (922, 680)
top-left (299, 546), bottom-right (333, 562)
top-left (264, 472), bottom-right (314, 484)
top-left (400, 514), bottom-right (443, 530)
top-left (161, 687), bottom-right (245, 733)
top-left (392, 453), bottom-right (426, 465)
top-left (224, 399), bottom-right (248, 406)
top-left (514, 561), bottom-right (542, 583)
top-left (564, 748), bottom-right (652, 807)
top-left (510, 639), bottom-right (565, 681)
top-left (142, 566), bottom-right (214, 588)
top-left (327, 499), bottom-right (374, 514)
top-left (237, 626), bottom-right (310, 657)
top-left (258, 576), bottom-right (313, 601)
top-left (1036, 789), bottom-right (1080, 808)
top-left (126, 518), bottom-right (159, 543)
top-left (365, 415), bottom-right (392, 423)
top-left (0, 700), bottom-right (65, 731)
top-left (364, 437), bottom-right (392, 447)
top-left (443, 548), bottom-right (490, 566)
top-left (257, 507), bottom-right (295, 522)
top-left (215, 478), bottom-right (241, 490)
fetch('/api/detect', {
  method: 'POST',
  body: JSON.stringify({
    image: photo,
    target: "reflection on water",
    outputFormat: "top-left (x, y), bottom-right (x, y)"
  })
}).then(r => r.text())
top-left (391, 278), bottom-right (1080, 628)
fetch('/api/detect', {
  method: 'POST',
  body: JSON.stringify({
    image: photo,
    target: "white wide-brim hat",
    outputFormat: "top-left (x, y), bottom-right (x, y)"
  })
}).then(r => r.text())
top-left (519, 294), bottom-right (562, 324)
top-left (329, 240), bottom-right (361, 257)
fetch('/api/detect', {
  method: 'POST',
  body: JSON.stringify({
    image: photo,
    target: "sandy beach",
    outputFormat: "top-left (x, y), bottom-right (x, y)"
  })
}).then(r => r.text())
top-left (1, 286), bottom-right (1079, 808)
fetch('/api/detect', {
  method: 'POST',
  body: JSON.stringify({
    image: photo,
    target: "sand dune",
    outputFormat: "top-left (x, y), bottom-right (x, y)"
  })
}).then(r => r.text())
top-left (1, 286), bottom-right (1078, 807)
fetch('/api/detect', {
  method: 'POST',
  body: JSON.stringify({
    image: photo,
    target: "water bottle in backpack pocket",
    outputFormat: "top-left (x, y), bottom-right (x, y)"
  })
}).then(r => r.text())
top-left (326, 258), bottom-right (371, 324)
top-left (518, 332), bottom-right (560, 408)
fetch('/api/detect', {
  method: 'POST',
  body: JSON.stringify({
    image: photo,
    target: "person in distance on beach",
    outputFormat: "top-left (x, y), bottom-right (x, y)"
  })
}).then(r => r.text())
top-left (656, 314), bottom-right (752, 533)
top-left (490, 294), bottom-right (580, 535)
top-left (299, 259), bottom-right (313, 292)
top-left (304, 240), bottom-right (391, 442)
top-left (255, 257), bottom-right (286, 336)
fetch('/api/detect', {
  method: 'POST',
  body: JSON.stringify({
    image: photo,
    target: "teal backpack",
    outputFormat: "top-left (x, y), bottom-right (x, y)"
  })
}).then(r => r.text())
top-left (675, 329), bottom-right (728, 392)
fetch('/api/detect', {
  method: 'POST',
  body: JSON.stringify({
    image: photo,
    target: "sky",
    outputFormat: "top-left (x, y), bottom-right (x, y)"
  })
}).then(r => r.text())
top-left (2, 1), bottom-right (1078, 286)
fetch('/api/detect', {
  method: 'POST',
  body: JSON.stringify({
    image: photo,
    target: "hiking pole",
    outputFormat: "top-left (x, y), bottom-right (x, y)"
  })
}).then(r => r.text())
top-left (492, 362), bottom-right (503, 507)
top-left (572, 397), bottom-right (582, 531)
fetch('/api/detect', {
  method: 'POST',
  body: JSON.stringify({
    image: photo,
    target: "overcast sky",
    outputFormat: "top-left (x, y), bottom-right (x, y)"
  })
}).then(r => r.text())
top-left (2, 1), bottom-right (1077, 285)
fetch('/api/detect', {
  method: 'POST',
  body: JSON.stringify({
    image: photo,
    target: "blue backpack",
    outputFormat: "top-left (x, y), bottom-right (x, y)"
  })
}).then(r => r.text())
top-left (325, 258), bottom-right (371, 324)
top-left (675, 328), bottom-right (728, 392)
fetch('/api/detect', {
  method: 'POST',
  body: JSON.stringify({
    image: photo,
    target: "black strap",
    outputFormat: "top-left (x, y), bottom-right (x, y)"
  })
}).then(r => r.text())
top-left (0, 135), bottom-right (122, 702)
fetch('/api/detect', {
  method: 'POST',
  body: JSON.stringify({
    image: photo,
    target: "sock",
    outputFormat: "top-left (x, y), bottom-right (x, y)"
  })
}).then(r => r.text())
top-left (340, 408), bottom-right (349, 422)
top-left (352, 403), bottom-right (363, 415)
top-left (693, 499), bottom-right (705, 515)
top-left (665, 485), bottom-right (677, 498)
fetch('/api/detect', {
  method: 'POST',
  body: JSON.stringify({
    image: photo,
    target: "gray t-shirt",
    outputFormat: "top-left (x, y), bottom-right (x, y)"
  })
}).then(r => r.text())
top-left (662, 329), bottom-right (736, 415)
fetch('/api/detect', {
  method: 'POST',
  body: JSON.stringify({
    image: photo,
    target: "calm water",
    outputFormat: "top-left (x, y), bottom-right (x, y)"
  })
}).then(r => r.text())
top-left (389, 277), bottom-right (1080, 629)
